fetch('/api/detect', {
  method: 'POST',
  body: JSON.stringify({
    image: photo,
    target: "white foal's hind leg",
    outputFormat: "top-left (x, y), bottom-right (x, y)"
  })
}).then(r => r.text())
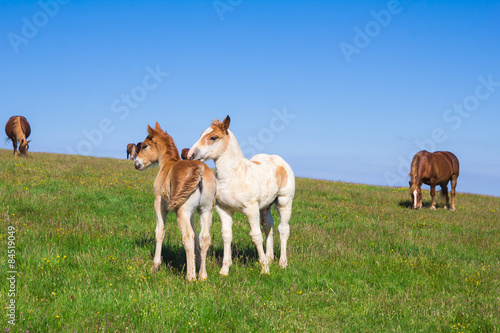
top-left (276, 196), bottom-right (292, 268)
top-left (152, 196), bottom-right (167, 272)
top-left (247, 207), bottom-right (270, 274)
top-left (261, 207), bottom-right (274, 262)
top-left (216, 205), bottom-right (234, 276)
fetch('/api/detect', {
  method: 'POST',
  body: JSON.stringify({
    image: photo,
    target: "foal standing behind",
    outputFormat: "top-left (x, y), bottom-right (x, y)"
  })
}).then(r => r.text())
top-left (409, 150), bottom-right (460, 211)
top-left (5, 116), bottom-right (31, 156)
top-left (134, 123), bottom-right (216, 281)
top-left (187, 116), bottom-right (295, 276)
top-left (126, 143), bottom-right (137, 160)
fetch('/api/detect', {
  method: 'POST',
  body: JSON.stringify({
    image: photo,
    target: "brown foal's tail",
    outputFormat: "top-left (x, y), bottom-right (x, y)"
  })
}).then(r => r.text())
top-left (168, 163), bottom-right (204, 212)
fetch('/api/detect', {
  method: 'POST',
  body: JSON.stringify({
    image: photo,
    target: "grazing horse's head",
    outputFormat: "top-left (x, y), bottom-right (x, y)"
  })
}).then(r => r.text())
top-left (19, 139), bottom-right (31, 157)
top-left (134, 123), bottom-right (166, 171)
top-left (187, 116), bottom-right (231, 162)
top-left (409, 181), bottom-right (422, 209)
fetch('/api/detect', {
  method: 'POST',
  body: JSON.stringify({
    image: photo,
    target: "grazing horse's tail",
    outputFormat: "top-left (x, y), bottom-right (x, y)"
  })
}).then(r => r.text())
top-left (409, 151), bottom-right (424, 183)
top-left (167, 163), bottom-right (205, 212)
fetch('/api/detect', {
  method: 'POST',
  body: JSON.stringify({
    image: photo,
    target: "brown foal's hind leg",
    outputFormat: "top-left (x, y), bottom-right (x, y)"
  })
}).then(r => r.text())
top-left (177, 208), bottom-right (197, 282)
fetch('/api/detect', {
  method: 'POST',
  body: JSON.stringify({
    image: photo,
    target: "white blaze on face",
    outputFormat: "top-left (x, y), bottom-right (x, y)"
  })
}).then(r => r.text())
top-left (413, 189), bottom-right (418, 208)
top-left (134, 157), bottom-right (144, 170)
top-left (188, 127), bottom-right (213, 160)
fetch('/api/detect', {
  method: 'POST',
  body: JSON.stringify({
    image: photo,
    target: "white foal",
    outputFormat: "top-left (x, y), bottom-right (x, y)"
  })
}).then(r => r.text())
top-left (188, 116), bottom-right (295, 275)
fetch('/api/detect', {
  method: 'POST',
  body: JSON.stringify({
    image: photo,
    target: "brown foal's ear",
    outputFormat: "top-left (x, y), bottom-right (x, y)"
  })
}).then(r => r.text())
top-left (221, 115), bottom-right (230, 134)
top-left (147, 125), bottom-right (155, 137)
top-left (154, 122), bottom-right (162, 133)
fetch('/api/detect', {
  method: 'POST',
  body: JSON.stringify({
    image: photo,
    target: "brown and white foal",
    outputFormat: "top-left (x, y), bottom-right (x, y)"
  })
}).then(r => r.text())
top-left (134, 123), bottom-right (216, 281)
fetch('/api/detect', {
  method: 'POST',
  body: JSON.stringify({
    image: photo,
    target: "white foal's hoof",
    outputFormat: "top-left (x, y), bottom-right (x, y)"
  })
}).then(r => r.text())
top-left (279, 258), bottom-right (288, 268)
top-left (430, 206), bottom-right (436, 210)
top-left (219, 266), bottom-right (230, 276)
top-left (186, 274), bottom-right (196, 282)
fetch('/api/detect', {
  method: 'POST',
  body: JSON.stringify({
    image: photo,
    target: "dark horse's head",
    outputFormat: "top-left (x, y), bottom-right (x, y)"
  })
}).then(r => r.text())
top-left (409, 180), bottom-right (422, 209)
top-left (18, 139), bottom-right (31, 156)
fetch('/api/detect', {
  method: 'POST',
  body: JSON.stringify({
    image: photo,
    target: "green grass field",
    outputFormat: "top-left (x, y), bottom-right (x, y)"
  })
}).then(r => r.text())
top-left (1, 149), bottom-right (499, 332)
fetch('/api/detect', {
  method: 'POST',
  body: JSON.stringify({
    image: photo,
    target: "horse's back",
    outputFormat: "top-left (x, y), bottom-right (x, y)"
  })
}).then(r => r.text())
top-left (166, 160), bottom-right (215, 211)
top-left (5, 116), bottom-right (30, 139)
top-left (434, 151), bottom-right (459, 176)
top-left (250, 154), bottom-right (295, 195)
top-left (20, 116), bottom-right (30, 138)
top-left (5, 116), bottom-right (15, 137)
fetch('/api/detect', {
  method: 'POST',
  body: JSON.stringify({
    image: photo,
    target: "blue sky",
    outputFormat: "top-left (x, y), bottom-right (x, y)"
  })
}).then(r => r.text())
top-left (1, 0), bottom-right (499, 196)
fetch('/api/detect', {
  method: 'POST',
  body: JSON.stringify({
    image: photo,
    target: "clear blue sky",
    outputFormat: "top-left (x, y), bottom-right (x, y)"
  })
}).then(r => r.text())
top-left (1, 0), bottom-right (499, 196)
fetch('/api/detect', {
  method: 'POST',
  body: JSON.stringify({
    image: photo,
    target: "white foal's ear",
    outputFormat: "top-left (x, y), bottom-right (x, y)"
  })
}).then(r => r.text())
top-left (221, 115), bottom-right (230, 133)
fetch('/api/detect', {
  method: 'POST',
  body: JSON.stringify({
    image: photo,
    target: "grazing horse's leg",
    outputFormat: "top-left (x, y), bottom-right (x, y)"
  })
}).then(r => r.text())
top-left (441, 183), bottom-right (450, 210)
top-left (430, 184), bottom-right (437, 210)
top-left (176, 206), bottom-right (197, 282)
top-left (216, 205), bottom-right (234, 276)
top-left (198, 205), bottom-right (213, 281)
top-left (276, 195), bottom-right (292, 268)
top-left (450, 175), bottom-right (458, 211)
top-left (12, 140), bottom-right (18, 156)
top-left (152, 196), bottom-right (167, 272)
top-left (261, 207), bottom-right (274, 262)
top-left (246, 205), bottom-right (269, 274)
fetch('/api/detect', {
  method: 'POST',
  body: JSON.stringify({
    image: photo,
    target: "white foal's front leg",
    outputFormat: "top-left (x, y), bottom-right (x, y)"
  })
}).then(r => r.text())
top-left (216, 205), bottom-right (234, 276)
top-left (152, 196), bottom-right (167, 272)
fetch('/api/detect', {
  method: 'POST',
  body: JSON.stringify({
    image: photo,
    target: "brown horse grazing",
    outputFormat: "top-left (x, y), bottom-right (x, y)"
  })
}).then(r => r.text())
top-left (126, 143), bottom-right (137, 160)
top-left (5, 116), bottom-right (31, 156)
top-left (409, 150), bottom-right (460, 211)
top-left (134, 123), bottom-right (217, 281)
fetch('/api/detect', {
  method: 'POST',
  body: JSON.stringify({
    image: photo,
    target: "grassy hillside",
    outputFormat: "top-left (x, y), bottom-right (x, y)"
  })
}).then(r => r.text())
top-left (1, 149), bottom-right (499, 332)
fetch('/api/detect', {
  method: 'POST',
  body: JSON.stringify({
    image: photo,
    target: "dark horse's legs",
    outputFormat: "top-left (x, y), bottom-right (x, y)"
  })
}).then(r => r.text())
top-left (12, 140), bottom-right (18, 156)
top-left (430, 185), bottom-right (437, 210)
top-left (441, 184), bottom-right (450, 209)
top-left (450, 175), bottom-right (458, 211)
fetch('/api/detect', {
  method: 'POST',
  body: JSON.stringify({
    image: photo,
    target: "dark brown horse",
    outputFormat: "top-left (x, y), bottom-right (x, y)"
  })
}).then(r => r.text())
top-left (135, 142), bottom-right (143, 155)
top-left (5, 116), bottom-right (31, 156)
top-left (409, 150), bottom-right (459, 211)
top-left (126, 142), bottom-right (143, 160)
top-left (126, 143), bottom-right (137, 160)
